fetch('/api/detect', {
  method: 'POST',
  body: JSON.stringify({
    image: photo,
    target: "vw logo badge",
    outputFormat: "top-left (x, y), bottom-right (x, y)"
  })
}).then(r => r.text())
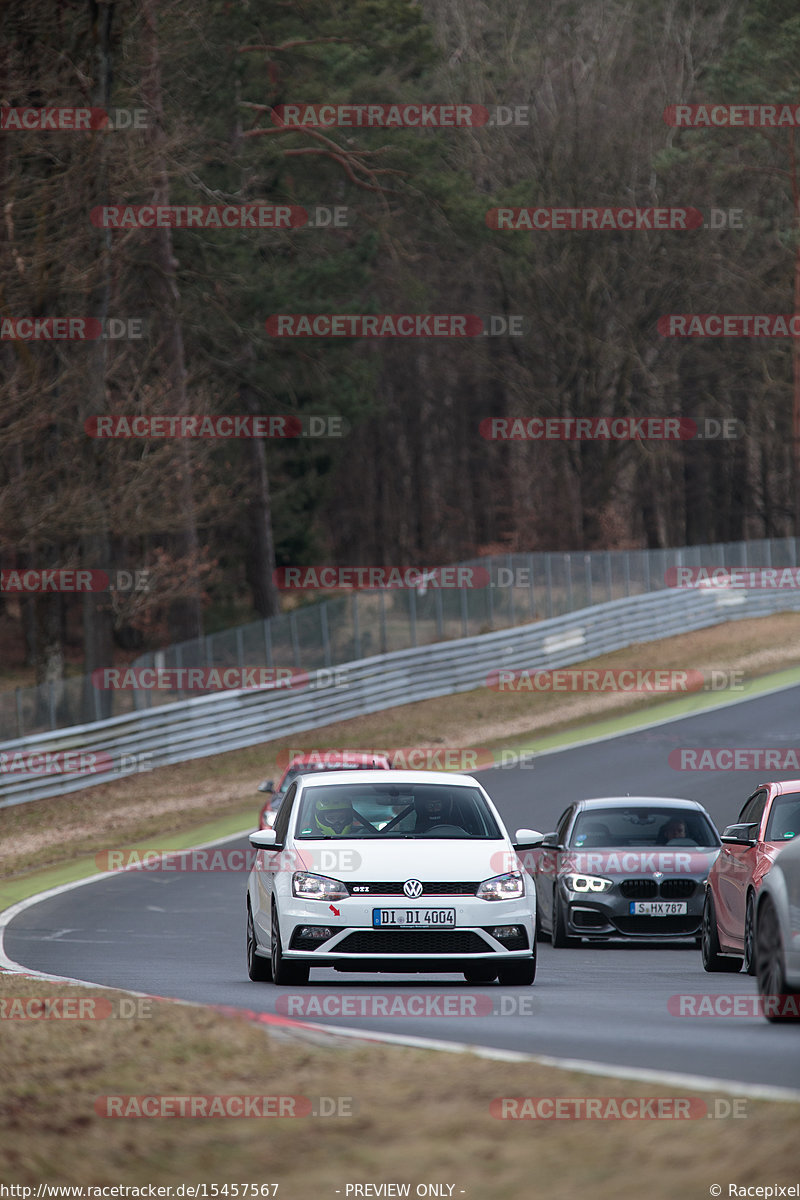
top-left (653, 871), bottom-right (663, 880)
top-left (403, 879), bottom-right (423, 898)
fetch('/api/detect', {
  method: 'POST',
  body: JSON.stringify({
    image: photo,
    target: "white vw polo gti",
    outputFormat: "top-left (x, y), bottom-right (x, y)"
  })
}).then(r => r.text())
top-left (246, 770), bottom-right (542, 985)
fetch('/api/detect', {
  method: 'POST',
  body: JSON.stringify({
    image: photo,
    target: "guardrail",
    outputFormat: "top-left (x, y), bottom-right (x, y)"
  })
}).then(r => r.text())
top-left (6, 535), bottom-right (800, 739)
top-left (2, 582), bottom-right (799, 809)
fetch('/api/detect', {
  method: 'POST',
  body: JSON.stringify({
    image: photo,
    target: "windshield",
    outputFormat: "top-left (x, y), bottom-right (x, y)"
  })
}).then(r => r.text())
top-left (295, 782), bottom-right (502, 839)
top-left (569, 807), bottom-right (719, 848)
top-left (764, 792), bottom-right (800, 842)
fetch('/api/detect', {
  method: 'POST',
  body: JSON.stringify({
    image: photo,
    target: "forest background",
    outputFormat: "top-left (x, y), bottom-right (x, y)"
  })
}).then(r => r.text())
top-left (1, 0), bottom-right (798, 686)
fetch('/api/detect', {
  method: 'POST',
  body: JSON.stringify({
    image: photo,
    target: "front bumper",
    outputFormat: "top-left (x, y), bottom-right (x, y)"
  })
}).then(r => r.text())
top-left (278, 896), bottom-right (535, 966)
top-left (558, 881), bottom-right (704, 939)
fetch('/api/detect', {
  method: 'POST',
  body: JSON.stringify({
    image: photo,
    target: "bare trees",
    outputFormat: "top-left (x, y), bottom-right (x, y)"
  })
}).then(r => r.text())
top-left (324, 0), bottom-right (797, 555)
top-left (2, 0), bottom-right (797, 685)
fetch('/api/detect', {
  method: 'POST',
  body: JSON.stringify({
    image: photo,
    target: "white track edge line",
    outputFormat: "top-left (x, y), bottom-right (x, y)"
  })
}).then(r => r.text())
top-left (2, 870), bottom-right (799, 1104)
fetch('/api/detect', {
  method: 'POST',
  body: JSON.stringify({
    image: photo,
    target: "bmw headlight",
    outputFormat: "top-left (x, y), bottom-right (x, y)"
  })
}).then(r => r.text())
top-left (563, 873), bottom-right (613, 893)
top-left (477, 871), bottom-right (525, 901)
top-left (292, 872), bottom-right (349, 901)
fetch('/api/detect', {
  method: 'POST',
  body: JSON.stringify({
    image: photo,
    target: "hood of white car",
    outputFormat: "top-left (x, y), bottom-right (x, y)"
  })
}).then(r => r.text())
top-left (290, 837), bottom-right (514, 882)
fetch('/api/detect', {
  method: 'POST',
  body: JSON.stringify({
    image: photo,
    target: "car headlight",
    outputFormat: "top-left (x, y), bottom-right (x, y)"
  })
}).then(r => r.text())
top-left (563, 873), bottom-right (613, 893)
top-left (477, 871), bottom-right (525, 901)
top-left (292, 872), bottom-right (349, 901)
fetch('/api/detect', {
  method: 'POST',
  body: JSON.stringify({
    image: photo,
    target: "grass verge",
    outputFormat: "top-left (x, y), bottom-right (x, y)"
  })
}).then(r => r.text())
top-left (0, 973), bottom-right (797, 1197)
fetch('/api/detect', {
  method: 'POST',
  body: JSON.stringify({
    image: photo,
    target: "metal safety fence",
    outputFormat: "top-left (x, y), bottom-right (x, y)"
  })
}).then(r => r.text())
top-left (2, 580), bottom-right (799, 809)
top-left (4, 536), bottom-right (800, 742)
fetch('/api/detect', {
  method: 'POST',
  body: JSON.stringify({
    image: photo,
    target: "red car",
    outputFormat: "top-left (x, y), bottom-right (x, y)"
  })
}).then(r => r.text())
top-left (702, 780), bottom-right (800, 974)
top-left (257, 751), bottom-right (391, 829)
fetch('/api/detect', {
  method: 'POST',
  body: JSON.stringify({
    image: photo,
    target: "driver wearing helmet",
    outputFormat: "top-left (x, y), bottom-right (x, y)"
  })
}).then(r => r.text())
top-left (311, 794), bottom-right (359, 837)
top-left (413, 791), bottom-right (454, 833)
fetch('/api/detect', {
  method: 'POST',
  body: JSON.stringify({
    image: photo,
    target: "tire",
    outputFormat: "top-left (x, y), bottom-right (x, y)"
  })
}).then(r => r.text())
top-left (756, 896), bottom-right (800, 1023)
top-left (743, 893), bottom-right (757, 976)
top-left (551, 890), bottom-right (579, 948)
top-left (497, 945), bottom-right (537, 986)
top-left (246, 903), bottom-right (272, 982)
top-left (535, 907), bottom-right (550, 943)
top-left (701, 891), bottom-right (743, 973)
top-left (271, 905), bottom-right (309, 986)
top-left (463, 965), bottom-right (498, 984)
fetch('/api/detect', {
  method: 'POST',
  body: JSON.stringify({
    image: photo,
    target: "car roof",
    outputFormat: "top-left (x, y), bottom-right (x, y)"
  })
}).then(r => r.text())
top-left (760, 779), bottom-right (800, 795)
top-left (297, 769), bottom-right (481, 787)
top-left (573, 797), bottom-right (706, 812)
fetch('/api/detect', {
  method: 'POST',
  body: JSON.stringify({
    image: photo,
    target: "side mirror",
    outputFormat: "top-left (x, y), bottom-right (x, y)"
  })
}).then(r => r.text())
top-left (257, 779), bottom-right (274, 794)
top-left (540, 832), bottom-right (561, 849)
top-left (249, 829), bottom-right (279, 849)
top-left (514, 828), bottom-right (544, 850)
top-left (721, 822), bottom-right (758, 845)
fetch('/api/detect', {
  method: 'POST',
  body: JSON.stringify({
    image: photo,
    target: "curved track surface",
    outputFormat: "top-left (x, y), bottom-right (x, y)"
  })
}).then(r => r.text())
top-left (6, 687), bottom-right (800, 1091)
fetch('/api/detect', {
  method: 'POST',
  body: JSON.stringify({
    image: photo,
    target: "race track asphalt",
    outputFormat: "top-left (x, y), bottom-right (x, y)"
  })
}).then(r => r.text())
top-left (5, 685), bottom-right (800, 1092)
